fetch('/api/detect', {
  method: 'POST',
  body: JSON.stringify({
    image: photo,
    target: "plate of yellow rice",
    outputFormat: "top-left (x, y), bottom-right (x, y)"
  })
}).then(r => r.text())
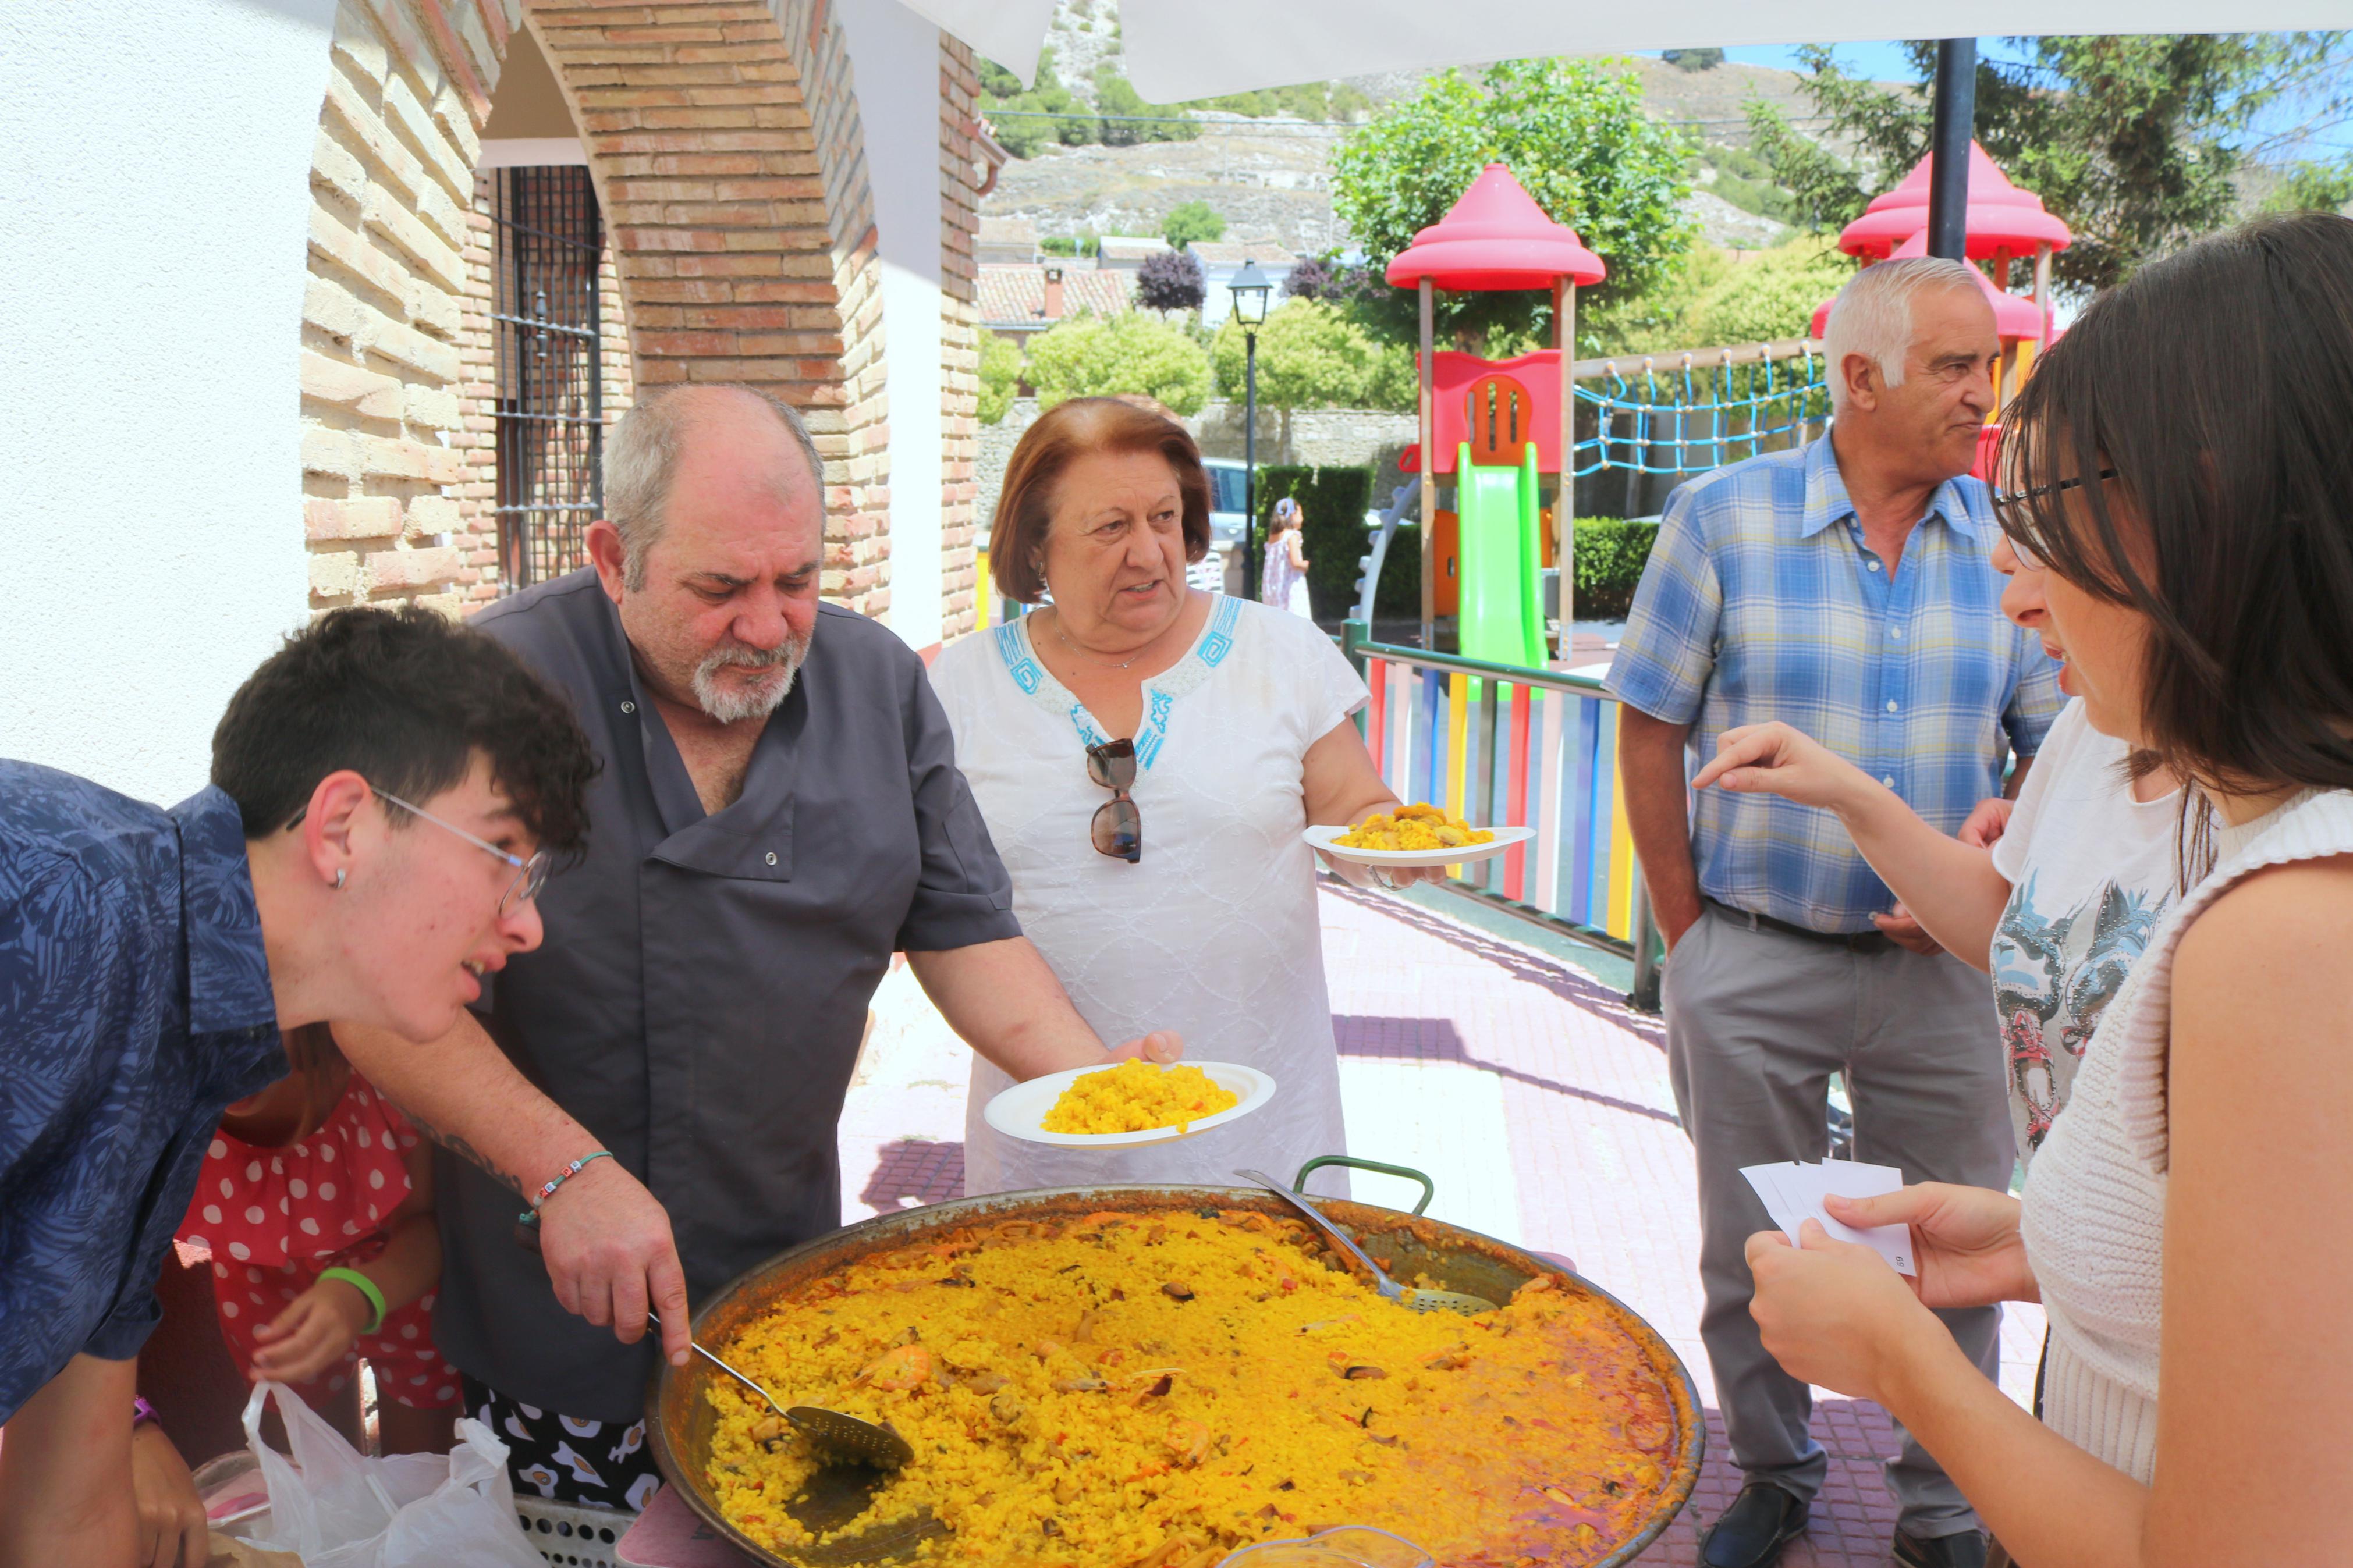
top-left (985, 1059), bottom-right (1275, 1148)
top-left (1307, 808), bottom-right (1532, 869)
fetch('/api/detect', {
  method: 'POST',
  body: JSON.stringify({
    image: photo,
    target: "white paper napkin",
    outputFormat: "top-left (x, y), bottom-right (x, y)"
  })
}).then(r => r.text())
top-left (1740, 1159), bottom-right (1916, 1276)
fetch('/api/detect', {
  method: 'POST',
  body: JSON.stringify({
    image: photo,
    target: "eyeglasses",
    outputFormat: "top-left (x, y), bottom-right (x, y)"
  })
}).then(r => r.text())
top-left (375, 788), bottom-right (552, 916)
top-left (1086, 740), bottom-right (1141, 865)
top-left (1990, 467), bottom-right (2119, 568)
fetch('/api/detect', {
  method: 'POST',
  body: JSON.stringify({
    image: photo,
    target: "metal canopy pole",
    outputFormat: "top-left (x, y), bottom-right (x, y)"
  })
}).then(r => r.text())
top-left (1418, 276), bottom-right (1436, 648)
top-left (1243, 329), bottom-right (1259, 600)
top-left (1555, 276), bottom-right (1575, 651)
top-left (1926, 38), bottom-right (1978, 261)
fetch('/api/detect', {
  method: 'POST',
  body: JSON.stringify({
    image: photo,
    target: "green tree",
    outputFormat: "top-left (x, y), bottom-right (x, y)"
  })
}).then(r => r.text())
top-left (1664, 48), bottom-right (1725, 73)
top-left (2263, 156), bottom-right (2353, 212)
top-left (1163, 200), bottom-right (1227, 248)
top-left (1094, 66), bottom-right (1199, 146)
top-left (1182, 81), bottom-right (1372, 122)
top-left (978, 48), bottom-right (1096, 158)
top-left (1742, 98), bottom-right (1871, 234)
top-left (1025, 313), bottom-right (1213, 415)
top-left (1208, 298), bottom-right (1415, 412)
top-left (1683, 239), bottom-right (1855, 345)
top-left (1329, 59), bottom-right (1695, 350)
top-left (1754, 35), bottom-right (2352, 293)
top-left (976, 330), bottom-right (1025, 425)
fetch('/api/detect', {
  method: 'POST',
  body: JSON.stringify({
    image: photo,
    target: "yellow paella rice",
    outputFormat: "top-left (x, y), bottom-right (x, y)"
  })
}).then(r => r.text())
top-left (1038, 1060), bottom-right (1240, 1136)
top-left (1335, 803), bottom-right (1495, 853)
top-left (704, 1207), bottom-right (1678, 1567)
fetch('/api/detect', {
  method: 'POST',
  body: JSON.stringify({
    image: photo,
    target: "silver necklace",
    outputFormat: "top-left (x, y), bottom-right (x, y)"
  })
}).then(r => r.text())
top-left (1049, 617), bottom-right (1147, 671)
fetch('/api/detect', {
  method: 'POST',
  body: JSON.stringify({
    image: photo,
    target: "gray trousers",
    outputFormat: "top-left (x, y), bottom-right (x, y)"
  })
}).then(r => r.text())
top-left (1663, 904), bottom-right (2015, 1538)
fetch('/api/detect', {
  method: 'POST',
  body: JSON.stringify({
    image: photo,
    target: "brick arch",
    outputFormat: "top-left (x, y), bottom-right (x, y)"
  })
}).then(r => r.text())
top-left (530, 0), bottom-right (890, 617)
top-left (296, 0), bottom-right (890, 619)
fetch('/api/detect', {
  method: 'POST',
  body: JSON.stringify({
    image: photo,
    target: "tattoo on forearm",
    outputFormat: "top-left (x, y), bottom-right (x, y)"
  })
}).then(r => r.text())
top-left (405, 1116), bottom-right (527, 1197)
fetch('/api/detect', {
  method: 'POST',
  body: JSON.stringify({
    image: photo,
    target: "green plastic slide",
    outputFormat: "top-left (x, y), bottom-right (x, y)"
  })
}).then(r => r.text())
top-left (1454, 442), bottom-right (1545, 669)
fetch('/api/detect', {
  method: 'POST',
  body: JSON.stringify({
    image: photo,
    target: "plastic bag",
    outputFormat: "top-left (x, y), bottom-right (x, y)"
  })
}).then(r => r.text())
top-left (240, 1381), bottom-right (546, 1567)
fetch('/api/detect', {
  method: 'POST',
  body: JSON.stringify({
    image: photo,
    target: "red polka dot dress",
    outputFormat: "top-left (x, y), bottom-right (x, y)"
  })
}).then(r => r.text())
top-left (177, 1076), bottom-right (459, 1410)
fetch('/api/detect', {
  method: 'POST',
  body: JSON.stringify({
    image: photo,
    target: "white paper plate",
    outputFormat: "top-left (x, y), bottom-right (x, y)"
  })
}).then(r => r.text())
top-left (1303, 822), bottom-right (1535, 868)
top-left (982, 1061), bottom-right (1276, 1149)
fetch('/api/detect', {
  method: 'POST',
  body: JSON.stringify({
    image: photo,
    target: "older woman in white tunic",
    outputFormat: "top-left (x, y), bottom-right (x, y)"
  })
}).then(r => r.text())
top-left (931, 397), bottom-right (1426, 1197)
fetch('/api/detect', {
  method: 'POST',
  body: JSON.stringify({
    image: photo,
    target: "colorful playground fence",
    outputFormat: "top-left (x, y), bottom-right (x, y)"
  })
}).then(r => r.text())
top-left (1344, 621), bottom-right (1662, 997)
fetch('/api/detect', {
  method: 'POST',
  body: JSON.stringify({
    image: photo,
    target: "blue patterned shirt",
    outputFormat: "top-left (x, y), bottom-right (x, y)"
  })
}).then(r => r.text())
top-left (0, 764), bottom-right (283, 1421)
top-left (1606, 435), bottom-right (2064, 933)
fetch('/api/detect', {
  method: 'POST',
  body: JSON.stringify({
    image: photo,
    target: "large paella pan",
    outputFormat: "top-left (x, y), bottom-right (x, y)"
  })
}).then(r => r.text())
top-left (650, 1184), bottom-right (1702, 1567)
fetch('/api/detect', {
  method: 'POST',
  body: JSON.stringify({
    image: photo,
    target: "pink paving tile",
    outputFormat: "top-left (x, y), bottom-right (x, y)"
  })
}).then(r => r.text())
top-left (858, 1137), bottom-right (965, 1211)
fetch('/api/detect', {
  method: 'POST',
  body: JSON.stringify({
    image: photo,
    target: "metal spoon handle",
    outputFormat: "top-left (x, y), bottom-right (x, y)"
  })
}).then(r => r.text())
top-left (1234, 1168), bottom-right (1403, 1299)
top-left (646, 1310), bottom-right (787, 1414)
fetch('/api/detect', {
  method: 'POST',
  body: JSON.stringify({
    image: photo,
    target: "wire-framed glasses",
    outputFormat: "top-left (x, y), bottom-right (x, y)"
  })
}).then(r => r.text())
top-left (375, 788), bottom-right (552, 915)
top-left (1990, 466), bottom-right (2118, 570)
top-left (1086, 739), bottom-right (1141, 865)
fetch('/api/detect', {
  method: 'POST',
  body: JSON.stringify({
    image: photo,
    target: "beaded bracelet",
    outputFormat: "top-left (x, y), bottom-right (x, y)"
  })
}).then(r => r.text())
top-left (318, 1266), bottom-right (387, 1335)
top-left (517, 1150), bottom-right (614, 1228)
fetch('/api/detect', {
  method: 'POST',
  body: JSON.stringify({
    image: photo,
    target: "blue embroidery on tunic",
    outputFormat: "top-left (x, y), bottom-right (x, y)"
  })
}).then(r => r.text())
top-left (991, 598), bottom-right (1245, 773)
top-left (994, 623), bottom-right (1043, 695)
top-left (1197, 596), bottom-right (1241, 667)
top-left (1134, 691), bottom-right (1177, 768)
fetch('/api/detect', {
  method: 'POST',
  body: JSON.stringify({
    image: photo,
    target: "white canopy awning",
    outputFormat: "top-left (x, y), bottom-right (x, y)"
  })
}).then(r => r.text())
top-left (900, 1), bottom-right (2348, 99)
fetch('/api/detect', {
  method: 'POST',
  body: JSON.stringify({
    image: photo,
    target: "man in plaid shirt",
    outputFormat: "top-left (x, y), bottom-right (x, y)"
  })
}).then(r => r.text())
top-left (1607, 258), bottom-right (2063, 1568)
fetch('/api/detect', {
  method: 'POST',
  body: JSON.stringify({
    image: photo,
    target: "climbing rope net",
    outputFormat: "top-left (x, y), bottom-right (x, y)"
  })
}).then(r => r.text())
top-left (1568, 349), bottom-right (1832, 478)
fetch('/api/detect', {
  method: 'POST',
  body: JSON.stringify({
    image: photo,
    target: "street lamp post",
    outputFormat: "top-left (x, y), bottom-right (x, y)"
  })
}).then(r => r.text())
top-left (1229, 259), bottom-right (1272, 599)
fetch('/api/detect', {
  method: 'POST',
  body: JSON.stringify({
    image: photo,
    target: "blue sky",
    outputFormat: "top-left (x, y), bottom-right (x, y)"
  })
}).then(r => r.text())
top-left (1644, 40), bottom-right (2352, 158)
top-left (1641, 41), bottom-right (2029, 83)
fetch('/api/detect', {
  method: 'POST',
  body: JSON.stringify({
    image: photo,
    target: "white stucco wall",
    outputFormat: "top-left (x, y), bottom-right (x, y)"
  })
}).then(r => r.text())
top-left (1, 2), bottom-right (336, 805)
top-left (834, 0), bottom-right (946, 653)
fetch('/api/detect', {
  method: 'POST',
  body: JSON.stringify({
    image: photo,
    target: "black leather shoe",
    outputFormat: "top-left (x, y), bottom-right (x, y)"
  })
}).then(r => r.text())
top-left (1893, 1528), bottom-right (1988, 1568)
top-left (1699, 1482), bottom-right (1811, 1568)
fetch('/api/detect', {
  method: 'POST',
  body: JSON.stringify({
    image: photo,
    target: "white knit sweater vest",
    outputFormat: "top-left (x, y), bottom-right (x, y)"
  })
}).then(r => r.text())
top-left (2018, 788), bottom-right (2353, 1483)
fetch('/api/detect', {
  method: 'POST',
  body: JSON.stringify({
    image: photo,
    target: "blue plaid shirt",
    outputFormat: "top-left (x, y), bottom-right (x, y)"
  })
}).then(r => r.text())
top-left (0, 765), bottom-right (283, 1422)
top-left (1606, 435), bottom-right (2064, 933)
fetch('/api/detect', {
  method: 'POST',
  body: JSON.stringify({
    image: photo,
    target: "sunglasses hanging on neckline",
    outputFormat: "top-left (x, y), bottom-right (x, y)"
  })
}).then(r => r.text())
top-left (1085, 739), bottom-right (1140, 865)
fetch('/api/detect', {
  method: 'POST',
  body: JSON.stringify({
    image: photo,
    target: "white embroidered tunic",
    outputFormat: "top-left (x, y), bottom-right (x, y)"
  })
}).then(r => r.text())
top-left (929, 595), bottom-right (1368, 1196)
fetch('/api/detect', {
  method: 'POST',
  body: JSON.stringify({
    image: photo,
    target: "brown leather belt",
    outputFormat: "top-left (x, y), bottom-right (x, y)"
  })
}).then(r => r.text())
top-left (1706, 898), bottom-right (1896, 955)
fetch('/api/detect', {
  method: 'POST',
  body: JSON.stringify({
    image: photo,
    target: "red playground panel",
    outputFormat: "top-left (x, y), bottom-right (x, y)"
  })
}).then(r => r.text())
top-left (1421, 350), bottom-right (1565, 475)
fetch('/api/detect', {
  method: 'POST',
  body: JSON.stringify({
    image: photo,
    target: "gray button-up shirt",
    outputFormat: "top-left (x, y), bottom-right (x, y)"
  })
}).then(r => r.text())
top-left (434, 570), bottom-right (1020, 1419)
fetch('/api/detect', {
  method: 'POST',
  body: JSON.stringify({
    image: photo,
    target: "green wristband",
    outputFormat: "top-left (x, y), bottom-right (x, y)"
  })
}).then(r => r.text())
top-left (319, 1266), bottom-right (387, 1336)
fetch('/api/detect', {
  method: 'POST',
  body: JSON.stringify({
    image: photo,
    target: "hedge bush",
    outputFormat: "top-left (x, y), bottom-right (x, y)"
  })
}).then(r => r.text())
top-left (1237, 477), bottom-right (1659, 624)
top-left (1568, 517), bottom-right (1658, 620)
top-left (1252, 465), bottom-right (1385, 619)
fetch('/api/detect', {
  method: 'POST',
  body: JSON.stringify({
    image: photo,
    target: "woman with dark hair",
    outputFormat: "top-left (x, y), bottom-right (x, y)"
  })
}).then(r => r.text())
top-left (1688, 212), bottom-right (2353, 1564)
top-left (932, 397), bottom-right (1429, 1195)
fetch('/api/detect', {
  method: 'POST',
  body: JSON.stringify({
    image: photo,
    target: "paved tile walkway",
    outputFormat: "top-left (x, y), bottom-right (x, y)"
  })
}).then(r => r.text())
top-left (838, 880), bottom-right (2043, 1568)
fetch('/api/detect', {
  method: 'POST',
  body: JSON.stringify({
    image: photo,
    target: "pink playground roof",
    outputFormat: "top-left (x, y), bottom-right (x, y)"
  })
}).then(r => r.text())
top-left (1837, 141), bottom-right (2072, 261)
top-left (1386, 163), bottom-right (1606, 293)
top-left (1811, 228), bottom-right (2049, 342)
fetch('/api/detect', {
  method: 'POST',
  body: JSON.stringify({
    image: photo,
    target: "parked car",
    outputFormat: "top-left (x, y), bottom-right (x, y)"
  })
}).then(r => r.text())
top-left (1201, 458), bottom-right (1250, 595)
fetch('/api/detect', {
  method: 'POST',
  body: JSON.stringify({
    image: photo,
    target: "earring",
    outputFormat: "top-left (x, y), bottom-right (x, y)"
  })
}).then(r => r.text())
top-left (333, 868), bottom-right (347, 891)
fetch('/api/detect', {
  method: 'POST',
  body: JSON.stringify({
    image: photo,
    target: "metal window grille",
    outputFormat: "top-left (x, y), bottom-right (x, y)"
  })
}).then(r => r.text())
top-left (492, 166), bottom-right (604, 591)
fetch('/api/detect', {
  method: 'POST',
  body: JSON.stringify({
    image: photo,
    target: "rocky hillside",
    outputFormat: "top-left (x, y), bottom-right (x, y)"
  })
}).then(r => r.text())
top-left (981, 9), bottom-right (1871, 254)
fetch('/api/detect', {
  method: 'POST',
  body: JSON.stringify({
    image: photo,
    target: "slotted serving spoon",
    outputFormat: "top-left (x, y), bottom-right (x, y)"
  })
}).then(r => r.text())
top-left (649, 1311), bottom-right (945, 1559)
top-left (648, 1310), bottom-right (914, 1468)
top-left (1235, 1169), bottom-right (1497, 1315)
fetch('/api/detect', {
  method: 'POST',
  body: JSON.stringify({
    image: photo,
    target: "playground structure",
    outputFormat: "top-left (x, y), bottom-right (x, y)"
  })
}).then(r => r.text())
top-left (1383, 163), bottom-right (1603, 660)
top-left (1339, 147), bottom-right (2075, 987)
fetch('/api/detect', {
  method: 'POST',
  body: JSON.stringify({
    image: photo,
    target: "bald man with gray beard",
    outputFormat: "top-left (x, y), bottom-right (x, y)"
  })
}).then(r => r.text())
top-left (343, 385), bottom-right (1179, 1507)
